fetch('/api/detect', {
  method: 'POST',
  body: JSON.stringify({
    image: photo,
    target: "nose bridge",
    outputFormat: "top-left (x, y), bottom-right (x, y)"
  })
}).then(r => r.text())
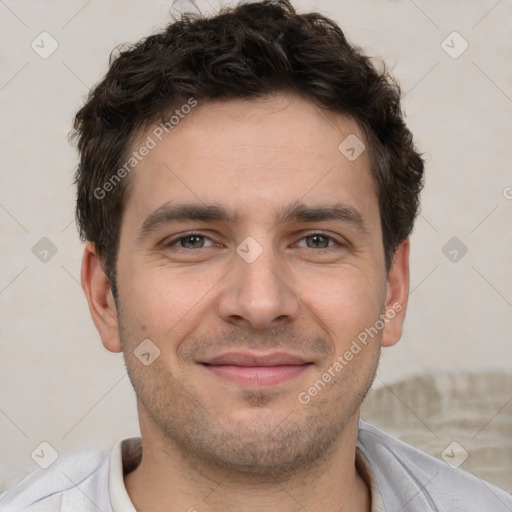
top-left (216, 235), bottom-right (300, 330)
top-left (240, 239), bottom-right (281, 296)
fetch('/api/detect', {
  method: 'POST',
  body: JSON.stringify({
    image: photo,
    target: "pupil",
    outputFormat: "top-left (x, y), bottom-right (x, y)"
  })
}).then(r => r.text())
top-left (183, 235), bottom-right (203, 248)
top-left (309, 235), bottom-right (328, 248)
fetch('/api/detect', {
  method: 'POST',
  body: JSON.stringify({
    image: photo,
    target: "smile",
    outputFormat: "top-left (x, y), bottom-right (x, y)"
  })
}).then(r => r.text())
top-left (200, 352), bottom-right (314, 386)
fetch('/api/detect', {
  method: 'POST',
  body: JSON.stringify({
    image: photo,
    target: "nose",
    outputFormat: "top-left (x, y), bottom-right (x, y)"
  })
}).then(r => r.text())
top-left (216, 241), bottom-right (301, 331)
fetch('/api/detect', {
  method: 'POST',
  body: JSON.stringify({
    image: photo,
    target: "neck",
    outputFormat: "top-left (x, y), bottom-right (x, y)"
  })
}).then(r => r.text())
top-left (124, 412), bottom-right (370, 512)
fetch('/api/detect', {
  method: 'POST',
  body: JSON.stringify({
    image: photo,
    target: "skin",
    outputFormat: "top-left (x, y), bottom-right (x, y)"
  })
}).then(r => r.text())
top-left (81, 93), bottom-right (410, 512)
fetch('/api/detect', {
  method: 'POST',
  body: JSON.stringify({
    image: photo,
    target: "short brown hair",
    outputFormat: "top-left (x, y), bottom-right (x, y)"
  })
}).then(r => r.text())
top-left (72, 0), bottom-right (424, 295)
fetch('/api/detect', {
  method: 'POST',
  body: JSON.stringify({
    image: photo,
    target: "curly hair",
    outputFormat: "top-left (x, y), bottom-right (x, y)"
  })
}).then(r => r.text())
top-left (72, 0), bottom-right (424, 293)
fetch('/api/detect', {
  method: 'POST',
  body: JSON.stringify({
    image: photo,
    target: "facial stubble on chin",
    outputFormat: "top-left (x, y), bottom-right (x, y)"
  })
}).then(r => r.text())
top-left (117, 308), bottom-right (382, 481)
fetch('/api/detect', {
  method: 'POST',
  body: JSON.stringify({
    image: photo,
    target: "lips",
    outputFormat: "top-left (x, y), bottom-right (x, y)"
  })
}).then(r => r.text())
top-left (203, 352), bottom-right (309, 366)
top-left (199, 351), bottom-right (313, 386)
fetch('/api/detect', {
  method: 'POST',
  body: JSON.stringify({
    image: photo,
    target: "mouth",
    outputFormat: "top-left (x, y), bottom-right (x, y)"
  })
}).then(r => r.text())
top-left (199, 352), bottom-right (314, 386)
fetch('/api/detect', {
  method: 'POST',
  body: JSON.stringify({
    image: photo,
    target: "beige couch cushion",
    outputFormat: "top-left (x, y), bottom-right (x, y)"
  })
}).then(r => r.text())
top-left (361, 370), bottom-right (512, 493)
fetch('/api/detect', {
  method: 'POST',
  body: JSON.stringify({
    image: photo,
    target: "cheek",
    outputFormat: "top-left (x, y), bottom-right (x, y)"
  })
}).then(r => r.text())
top-left (298, 267), bottom-right (385, 342)
top-left (118, 263), bottom-right (220, 345)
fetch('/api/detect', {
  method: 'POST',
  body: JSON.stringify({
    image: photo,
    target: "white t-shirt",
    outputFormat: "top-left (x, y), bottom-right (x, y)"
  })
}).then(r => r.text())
top-left (1, 420), bottom-right (510, 511)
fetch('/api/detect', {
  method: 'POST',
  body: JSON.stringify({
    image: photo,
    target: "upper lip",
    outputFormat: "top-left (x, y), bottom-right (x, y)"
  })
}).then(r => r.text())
top-left (200, 352), bottom-right (311, 367)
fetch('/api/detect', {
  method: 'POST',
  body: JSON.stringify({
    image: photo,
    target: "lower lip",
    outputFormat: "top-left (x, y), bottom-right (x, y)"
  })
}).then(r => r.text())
top-left (203, 364), bottom-right (311, 386)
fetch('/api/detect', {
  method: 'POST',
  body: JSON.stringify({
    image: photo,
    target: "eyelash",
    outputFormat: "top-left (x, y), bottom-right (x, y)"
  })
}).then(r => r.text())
top-left (163, 231), bottom-right (344, 250)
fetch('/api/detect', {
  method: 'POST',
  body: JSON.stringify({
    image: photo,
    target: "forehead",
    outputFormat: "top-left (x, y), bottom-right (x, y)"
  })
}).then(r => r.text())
top-left (122, 93), bottom-right (379, 231)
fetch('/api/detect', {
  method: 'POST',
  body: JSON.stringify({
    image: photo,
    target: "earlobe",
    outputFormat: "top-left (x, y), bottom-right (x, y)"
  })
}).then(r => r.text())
top-left (381, 239), bottom-right (410, 348)
top-left (81, 242), bottom-right (123, 353)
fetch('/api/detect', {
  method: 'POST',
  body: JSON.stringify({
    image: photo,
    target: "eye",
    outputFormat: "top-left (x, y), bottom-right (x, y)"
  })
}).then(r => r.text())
top-left (296, 233), bottom-right (340, 249)
top-left (162, 232), bottom-right (344, 252)
top-left (165, 233), bottom-right (217, 249)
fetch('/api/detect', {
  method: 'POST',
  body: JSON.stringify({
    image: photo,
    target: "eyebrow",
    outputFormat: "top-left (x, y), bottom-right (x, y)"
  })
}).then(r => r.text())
top-left (137, 200), bottom-right (368, 240)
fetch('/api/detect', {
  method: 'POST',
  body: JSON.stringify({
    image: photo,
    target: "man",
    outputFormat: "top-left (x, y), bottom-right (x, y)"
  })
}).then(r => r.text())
top-left (2, 1), bottom-right (510, 511)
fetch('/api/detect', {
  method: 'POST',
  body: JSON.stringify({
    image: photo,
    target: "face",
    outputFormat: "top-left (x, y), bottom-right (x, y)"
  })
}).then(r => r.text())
top-left (84, 93), bottom-right (408, 477)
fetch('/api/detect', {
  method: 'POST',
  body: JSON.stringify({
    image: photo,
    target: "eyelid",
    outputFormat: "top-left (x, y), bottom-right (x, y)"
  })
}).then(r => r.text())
top-left (163, 231), bottom-right (219, 248)
top-left (294, 230), bottom-right (346, 248)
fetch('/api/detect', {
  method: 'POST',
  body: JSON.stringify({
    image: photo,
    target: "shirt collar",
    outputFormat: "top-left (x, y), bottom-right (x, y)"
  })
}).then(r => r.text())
top-left (356, 444), bottom-right (385, 512)
top-left (109, 438), bottom-right (141, 512)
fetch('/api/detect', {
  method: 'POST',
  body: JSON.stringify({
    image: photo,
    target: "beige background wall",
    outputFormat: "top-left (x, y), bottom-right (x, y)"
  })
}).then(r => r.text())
top-left (1, 0), bottom-right (511, 488)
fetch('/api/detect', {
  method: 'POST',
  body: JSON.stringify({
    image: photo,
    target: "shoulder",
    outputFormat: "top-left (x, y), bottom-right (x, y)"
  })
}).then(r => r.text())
top-left (358, 420), bottom-right (512, 511)
top-left (0, 447), bottom-right (111, 512)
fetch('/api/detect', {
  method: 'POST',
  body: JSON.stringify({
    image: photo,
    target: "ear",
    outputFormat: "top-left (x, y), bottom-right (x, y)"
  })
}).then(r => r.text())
top-left (81, 242), bottom-right (122, 353)
top-left (381, 238), bottom-right (410, 348)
